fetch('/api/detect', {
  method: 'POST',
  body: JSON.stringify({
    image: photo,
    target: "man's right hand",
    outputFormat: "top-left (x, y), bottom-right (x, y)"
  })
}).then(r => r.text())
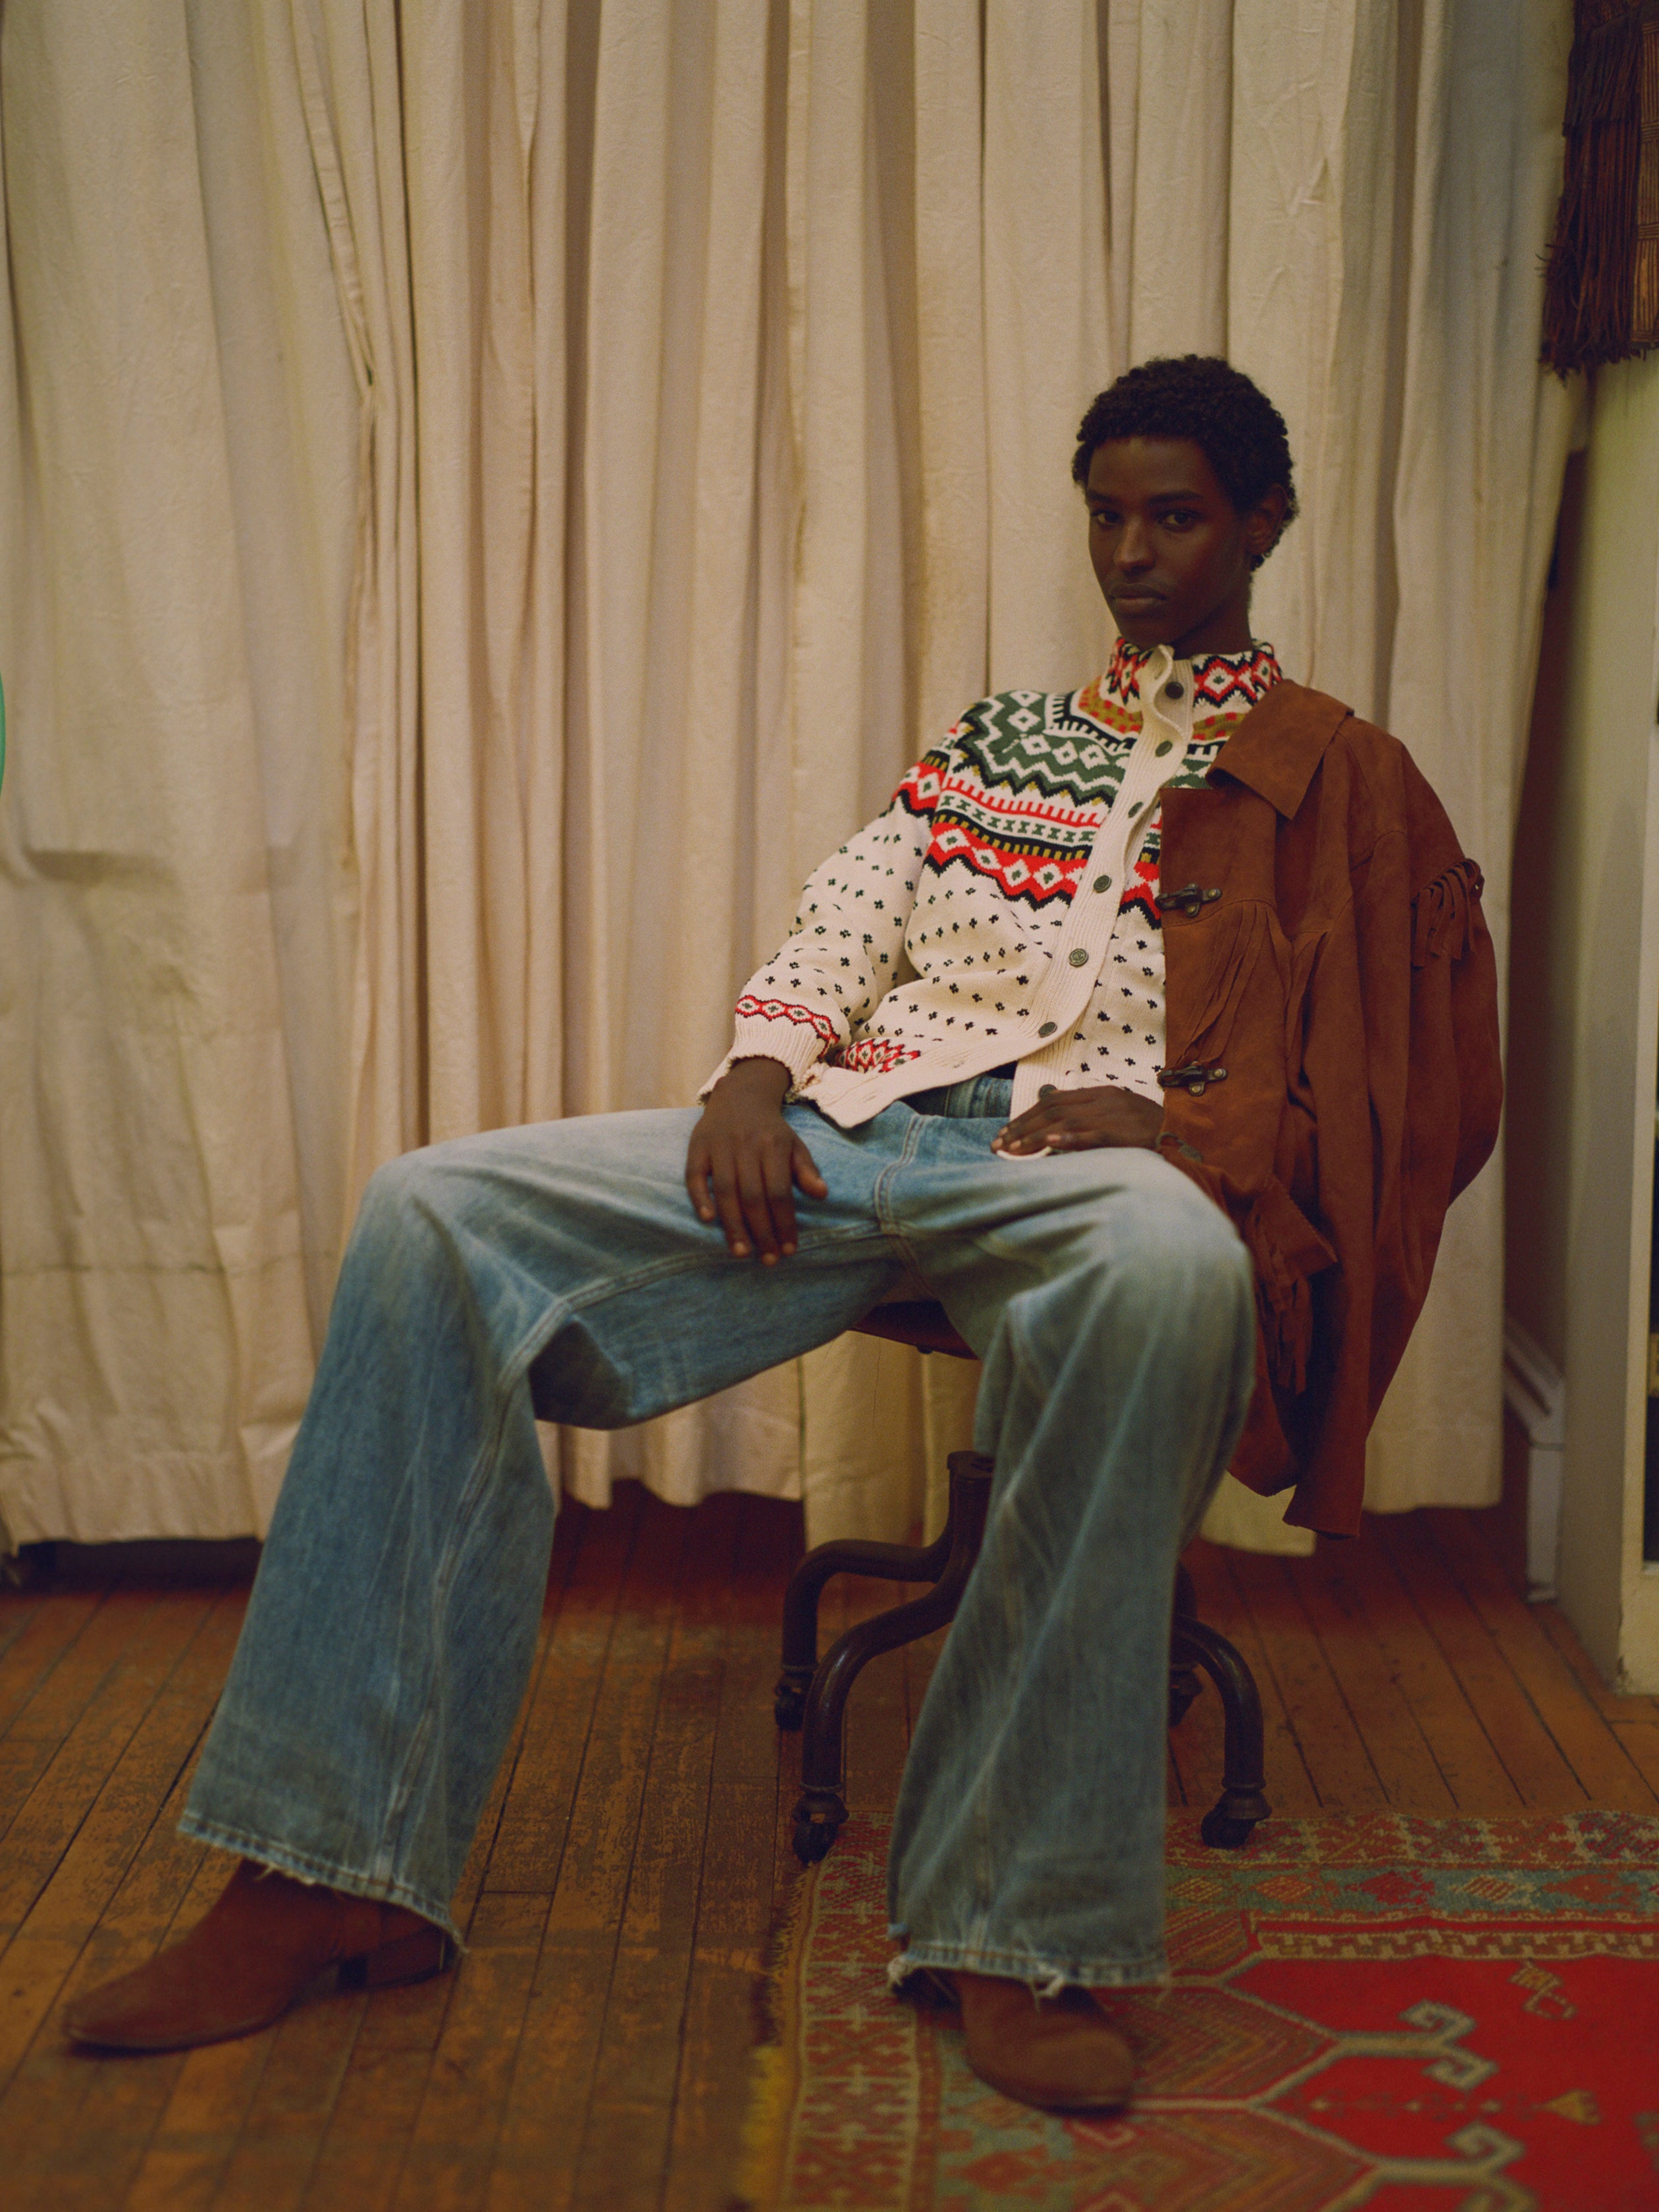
top-left (685, 1058), bottom-right (828, 1263)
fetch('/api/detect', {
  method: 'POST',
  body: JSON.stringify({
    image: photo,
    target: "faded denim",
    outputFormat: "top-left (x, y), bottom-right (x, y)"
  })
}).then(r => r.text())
top-left (182, 1086), bottom-right (1255, 1988)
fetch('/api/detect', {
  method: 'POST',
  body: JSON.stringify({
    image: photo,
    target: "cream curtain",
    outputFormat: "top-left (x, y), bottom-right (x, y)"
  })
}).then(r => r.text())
top-left (0, 0), bottom-right (1575, 1553)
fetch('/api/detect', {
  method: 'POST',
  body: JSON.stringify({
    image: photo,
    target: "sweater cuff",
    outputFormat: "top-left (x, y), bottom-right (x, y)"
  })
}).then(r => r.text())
top-left (698, 1009), bottom-right (839, 1100)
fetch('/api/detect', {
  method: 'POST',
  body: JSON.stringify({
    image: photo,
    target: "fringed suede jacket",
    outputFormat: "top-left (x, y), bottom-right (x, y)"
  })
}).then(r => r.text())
top-left (1152, 683), bottom-right (1500, 1535)
top-left (709, 654), bottom-right (1502, 1538)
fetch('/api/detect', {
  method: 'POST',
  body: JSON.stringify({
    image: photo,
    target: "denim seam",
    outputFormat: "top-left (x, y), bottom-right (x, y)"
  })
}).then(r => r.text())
top-left (545, 1223), bottom-right (900, 1330)
top-left (372, 1381), bottom-right (525, 1889)
top-left (374, 1268), bottom-right (573, 1886)
top-left (997, 1292), bottom-right (1053, 1434)
top-left (870, 1108), bottom-right (932, 1285)
top-left (953, 1289), bottom-right (1031, 1949)
top-left (958, 1285), bottom-right (1090, 1955)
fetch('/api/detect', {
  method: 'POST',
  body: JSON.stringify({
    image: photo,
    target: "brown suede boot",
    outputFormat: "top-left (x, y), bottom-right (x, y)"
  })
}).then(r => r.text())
top-left (63, 1860), bottom-right (456, 2054)
top-left (955, 1970), bottom-right (1134, 2111)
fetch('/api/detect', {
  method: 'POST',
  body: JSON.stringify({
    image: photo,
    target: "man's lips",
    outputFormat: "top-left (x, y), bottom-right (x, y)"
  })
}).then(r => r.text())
top-left (1109, 588), bottom-right (1166, 608)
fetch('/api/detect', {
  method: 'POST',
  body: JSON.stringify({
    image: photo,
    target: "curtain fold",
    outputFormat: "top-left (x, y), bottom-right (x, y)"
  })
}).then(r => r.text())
top-left (0, 0), bottom-right (350, 1542)
top-left (1362, 0), bottom-right (1579, 1514)
top-left (0, 0), bottom-right (1575, 1553)
top-left (982, 9), bottom-right (1116, 691)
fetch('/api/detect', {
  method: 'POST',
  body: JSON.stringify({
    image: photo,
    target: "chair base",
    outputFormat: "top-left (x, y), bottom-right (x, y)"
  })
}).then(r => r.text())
top-left (777, 1458), bottom-right (1270, 1863)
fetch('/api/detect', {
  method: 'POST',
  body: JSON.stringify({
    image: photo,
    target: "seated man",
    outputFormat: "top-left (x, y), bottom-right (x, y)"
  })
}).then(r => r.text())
top-left (66, 356), bottom-right (1500, 2113)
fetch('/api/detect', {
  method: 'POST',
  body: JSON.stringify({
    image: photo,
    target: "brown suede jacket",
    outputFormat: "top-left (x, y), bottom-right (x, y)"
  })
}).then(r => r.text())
top-left (1155, 679), bottom-right (1502, 1538)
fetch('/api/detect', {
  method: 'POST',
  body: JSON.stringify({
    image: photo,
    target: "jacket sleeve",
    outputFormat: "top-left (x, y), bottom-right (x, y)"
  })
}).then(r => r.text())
top-left (1414, 855), bottom-right (1502, 1202)
top-left (699, 751), bottom-right (942, 1096)
top-left (1361, 794), bottom-right (1502, 1412)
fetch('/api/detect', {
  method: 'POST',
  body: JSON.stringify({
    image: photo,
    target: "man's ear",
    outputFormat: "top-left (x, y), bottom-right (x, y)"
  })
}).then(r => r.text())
top-left (1245, 484), bottom-right (1289, 564)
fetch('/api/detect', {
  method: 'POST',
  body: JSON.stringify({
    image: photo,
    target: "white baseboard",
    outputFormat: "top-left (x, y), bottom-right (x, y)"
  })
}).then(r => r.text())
top-left (1502, 1316), bottom-right (1566, 1603)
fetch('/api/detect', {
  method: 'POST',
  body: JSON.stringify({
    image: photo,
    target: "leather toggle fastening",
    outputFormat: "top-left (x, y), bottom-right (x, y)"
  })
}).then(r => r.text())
top-left (1163, 882), bottom-right (1223, 921)
top-left (1158, 1062), bottom-right (1228, 1096)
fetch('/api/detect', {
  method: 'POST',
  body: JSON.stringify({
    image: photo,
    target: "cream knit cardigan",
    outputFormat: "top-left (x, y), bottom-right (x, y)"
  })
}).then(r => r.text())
top-left (702, 639), bottom-right (1282, 1129)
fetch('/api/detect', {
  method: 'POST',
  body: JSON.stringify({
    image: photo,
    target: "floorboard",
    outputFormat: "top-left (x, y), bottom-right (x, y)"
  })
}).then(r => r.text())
top-left (1224, 1549), bottom-right (1388, 1809)
top-left (1379, 1513), bottom-right (1589, 1809)
top-left (1423, 1509), bottom-right (1659, 1813)
top-left (2, 1492), bottom-right (1650, 2209)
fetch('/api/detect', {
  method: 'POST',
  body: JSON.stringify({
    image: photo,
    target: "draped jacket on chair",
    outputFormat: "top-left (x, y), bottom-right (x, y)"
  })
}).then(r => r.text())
top-left (1154, 680), bottom-right (1502, 1537)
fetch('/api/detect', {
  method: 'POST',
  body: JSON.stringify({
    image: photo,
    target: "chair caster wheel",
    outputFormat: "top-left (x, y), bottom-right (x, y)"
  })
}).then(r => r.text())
top-left (792, 1817), bottom-right (837, 1864)
top-left (1200, 1808), bottom-right (1261, 1850)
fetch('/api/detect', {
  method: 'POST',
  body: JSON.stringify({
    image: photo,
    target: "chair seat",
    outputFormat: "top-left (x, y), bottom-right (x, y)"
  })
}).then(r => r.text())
top-left (853, 1299), bottom-right (976, 1359)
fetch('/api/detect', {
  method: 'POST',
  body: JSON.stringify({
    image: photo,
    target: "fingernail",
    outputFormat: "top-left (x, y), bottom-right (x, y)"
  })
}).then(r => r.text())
top-left (733, 1243), bottom-right (749, 1256)
top-left (762, 1253), bottom-right (777, 1266)
top-left (781, 1243), bottom-right (797, 1256)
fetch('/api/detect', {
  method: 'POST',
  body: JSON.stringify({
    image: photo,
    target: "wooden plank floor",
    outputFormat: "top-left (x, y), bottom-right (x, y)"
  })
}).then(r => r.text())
top-left (3, 1490), bottom-right (1656, 2209)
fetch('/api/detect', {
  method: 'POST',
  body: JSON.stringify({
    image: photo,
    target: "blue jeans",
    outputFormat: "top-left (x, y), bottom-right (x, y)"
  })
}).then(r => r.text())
top-left (182, 1080), bottom-right (1255, 1990)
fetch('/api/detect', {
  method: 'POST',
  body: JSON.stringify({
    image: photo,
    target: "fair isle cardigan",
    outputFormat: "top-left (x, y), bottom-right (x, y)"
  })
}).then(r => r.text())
top-left (704, 639), bottom-right (1283, 1129)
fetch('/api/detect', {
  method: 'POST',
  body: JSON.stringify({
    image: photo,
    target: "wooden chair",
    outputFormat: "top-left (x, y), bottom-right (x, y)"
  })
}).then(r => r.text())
top-left (773, 1299), bottom-right (1271, 1864)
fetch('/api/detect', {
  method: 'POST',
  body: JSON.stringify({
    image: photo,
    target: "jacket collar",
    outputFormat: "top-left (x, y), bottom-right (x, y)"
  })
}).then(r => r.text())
top-left (1207, 680), bottom-right (1353, 819)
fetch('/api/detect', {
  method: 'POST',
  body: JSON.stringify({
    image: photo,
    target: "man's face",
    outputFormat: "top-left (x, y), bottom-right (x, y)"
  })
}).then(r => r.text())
top-left (1084, 436), bottom-right (1280, 659)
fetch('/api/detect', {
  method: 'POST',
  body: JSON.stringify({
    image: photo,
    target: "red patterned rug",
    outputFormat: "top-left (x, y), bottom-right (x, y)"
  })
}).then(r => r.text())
top-left (742, 1810), bottom-right (1659, 2211)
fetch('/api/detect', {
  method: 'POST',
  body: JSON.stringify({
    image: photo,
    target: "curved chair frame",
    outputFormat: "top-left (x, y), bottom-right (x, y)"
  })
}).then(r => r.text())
top-left (774, 1303), bottom-right (1272, 1866)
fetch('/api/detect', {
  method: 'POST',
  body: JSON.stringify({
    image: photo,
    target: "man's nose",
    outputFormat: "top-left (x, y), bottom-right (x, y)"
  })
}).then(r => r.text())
top-left (1116, 518), bottom-right (1153, 570)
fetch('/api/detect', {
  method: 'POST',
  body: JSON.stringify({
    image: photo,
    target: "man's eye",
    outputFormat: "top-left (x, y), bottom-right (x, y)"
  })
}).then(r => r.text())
top-left (1159, 510), bottom-right (1199, 528)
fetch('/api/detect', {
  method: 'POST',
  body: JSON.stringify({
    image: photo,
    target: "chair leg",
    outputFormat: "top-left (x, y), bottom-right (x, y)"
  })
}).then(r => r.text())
top-left (774, 1515), bottom-right (957, 1731)
top-left (789, 1453), bottom-right (993, 1863)
top-left (1168, 1562), bottom-right (1203, 1727)
top-left (778, 1468), bottom-right (1272, 1865)
top-left (1170, 1614), bottom-right (1271, 1848)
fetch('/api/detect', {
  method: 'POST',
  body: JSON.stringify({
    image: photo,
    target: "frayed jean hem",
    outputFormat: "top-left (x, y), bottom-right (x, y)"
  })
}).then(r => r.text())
top-left (176, 1813), bottom-right (463, 1947)
top-left (885, 1940), bottom-right (1170, 1999)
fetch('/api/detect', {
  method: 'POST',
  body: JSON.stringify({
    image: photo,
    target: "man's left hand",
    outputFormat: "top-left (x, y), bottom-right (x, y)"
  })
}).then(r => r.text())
top-left (991, 1083), bottom-right (1163, 1156)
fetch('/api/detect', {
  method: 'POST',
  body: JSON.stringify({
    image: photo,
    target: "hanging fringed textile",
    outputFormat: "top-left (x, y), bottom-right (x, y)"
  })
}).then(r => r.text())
top-left (1542, 0), bottom-right (1659, 372)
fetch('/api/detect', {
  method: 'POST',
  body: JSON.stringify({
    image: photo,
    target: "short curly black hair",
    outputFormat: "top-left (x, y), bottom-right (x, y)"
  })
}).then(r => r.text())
top-left (1072, 356), bottom-right (1298, 566)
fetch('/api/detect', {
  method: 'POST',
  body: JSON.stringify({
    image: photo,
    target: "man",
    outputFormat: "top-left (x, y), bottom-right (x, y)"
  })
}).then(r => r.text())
top-left (66, 356), bottom-right (1500, 2115)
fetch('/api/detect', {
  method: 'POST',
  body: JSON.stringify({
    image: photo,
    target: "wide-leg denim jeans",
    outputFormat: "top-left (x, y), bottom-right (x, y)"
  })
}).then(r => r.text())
top-left (182, 1079), bottom-right (1255, 1990)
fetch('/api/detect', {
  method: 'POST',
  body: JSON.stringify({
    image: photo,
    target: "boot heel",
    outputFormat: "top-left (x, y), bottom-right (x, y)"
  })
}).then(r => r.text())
top-left (340, 1927), bottom-right (457, 1992)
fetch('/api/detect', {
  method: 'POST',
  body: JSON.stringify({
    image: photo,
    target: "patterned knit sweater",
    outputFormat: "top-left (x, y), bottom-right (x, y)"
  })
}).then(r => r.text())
top-left (705, 638), bottom-right (1283, 1129)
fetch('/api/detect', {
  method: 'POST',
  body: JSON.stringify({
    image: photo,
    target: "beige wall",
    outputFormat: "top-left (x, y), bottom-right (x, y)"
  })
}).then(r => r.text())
top-left (1508, 356), bottom-right (1659, 1683)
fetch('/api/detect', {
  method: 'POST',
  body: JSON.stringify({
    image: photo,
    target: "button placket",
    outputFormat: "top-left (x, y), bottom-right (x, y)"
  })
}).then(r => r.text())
top-left (1096, 649), bottom-right (1188, 972)
top-left (1014, 649), bottom-right (1190, 1090)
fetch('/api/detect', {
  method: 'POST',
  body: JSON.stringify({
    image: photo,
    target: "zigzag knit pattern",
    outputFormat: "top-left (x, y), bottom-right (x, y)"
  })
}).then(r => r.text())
top-left (710, 640), bottom-right (1281, 1114)
top-left (896, 639), bottom-right (1280, 925)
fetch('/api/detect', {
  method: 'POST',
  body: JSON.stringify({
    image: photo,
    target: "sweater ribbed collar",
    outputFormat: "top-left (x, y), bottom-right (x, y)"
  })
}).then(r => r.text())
top-left (1101, 635), bottom-right (1283, 715)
